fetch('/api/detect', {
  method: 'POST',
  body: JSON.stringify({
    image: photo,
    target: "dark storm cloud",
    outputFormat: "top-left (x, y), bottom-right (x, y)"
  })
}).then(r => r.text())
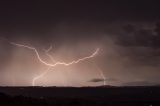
top-left (155, 22), bottom-right (160, 36)
top-left (116, 22), bottom-right (160, 47)
top-left (89, 78), bottom-right (117, 83)
top-left (0, 0), bottom-right (159, 47)
top-left (108, 21), bottom-right (160, 66)
top-left (0, 0), bottom-right (159, 35)
top-left (0, 1), bottom-right (160, 86)
top-left (89, 78), bottom-right (105, 83)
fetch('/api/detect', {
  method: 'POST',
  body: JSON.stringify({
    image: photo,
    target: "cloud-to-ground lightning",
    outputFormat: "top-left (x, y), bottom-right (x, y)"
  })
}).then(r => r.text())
top-left (32, 66), bottom-right (52, 86)
top-left (34, 46), bottom-right (99, 86)
top-left (32, 45), bottom-right (55, 86)
top-left (94, 63), bottom-right (106, 86)
top-left (4, 40), bottom-right (99, 86)
top-left (98, 67), bottom-right (106, 86)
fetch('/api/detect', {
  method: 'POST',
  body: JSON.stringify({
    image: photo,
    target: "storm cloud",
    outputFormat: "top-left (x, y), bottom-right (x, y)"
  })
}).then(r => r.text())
top-left (0, 1), bottom-right (160, 86)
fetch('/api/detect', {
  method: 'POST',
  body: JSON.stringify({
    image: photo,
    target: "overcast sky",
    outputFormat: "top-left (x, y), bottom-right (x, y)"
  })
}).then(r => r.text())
top-left (0, 1), bottom-right (160, 86)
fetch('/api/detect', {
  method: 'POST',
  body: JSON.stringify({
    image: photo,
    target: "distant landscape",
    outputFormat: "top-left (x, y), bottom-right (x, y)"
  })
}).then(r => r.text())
top-left (0, 86), bottom-right (160, 106)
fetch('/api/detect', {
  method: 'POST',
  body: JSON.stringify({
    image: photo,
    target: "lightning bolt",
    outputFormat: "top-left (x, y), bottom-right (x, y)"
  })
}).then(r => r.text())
top-left (10, 42), bottom-right (99, 67)
top-left (43, 45), bottom-right (56, 63)
top-left (32, 66), bottom-right (52, 86)
top-left (94, 63), bottom-right (106, 86)
top-left (6, 41), bottom-right (99, 86)
top-left (32, 45), bottom-right (55, 86)
top-left (98, 68), bottom-right (106, 86)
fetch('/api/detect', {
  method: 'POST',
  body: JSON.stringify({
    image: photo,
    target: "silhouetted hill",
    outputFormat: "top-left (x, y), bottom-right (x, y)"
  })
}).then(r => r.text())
top-left (0, 86), bottom-right (160, 106)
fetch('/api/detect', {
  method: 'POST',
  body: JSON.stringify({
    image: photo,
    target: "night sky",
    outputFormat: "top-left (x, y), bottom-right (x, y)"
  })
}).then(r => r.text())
top-left (0, 1), bottom-right (160, 86)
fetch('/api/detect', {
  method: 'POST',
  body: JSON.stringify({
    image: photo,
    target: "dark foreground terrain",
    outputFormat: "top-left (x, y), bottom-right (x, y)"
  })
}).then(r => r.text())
top-left (0, 86), bottom-right (160, 106)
